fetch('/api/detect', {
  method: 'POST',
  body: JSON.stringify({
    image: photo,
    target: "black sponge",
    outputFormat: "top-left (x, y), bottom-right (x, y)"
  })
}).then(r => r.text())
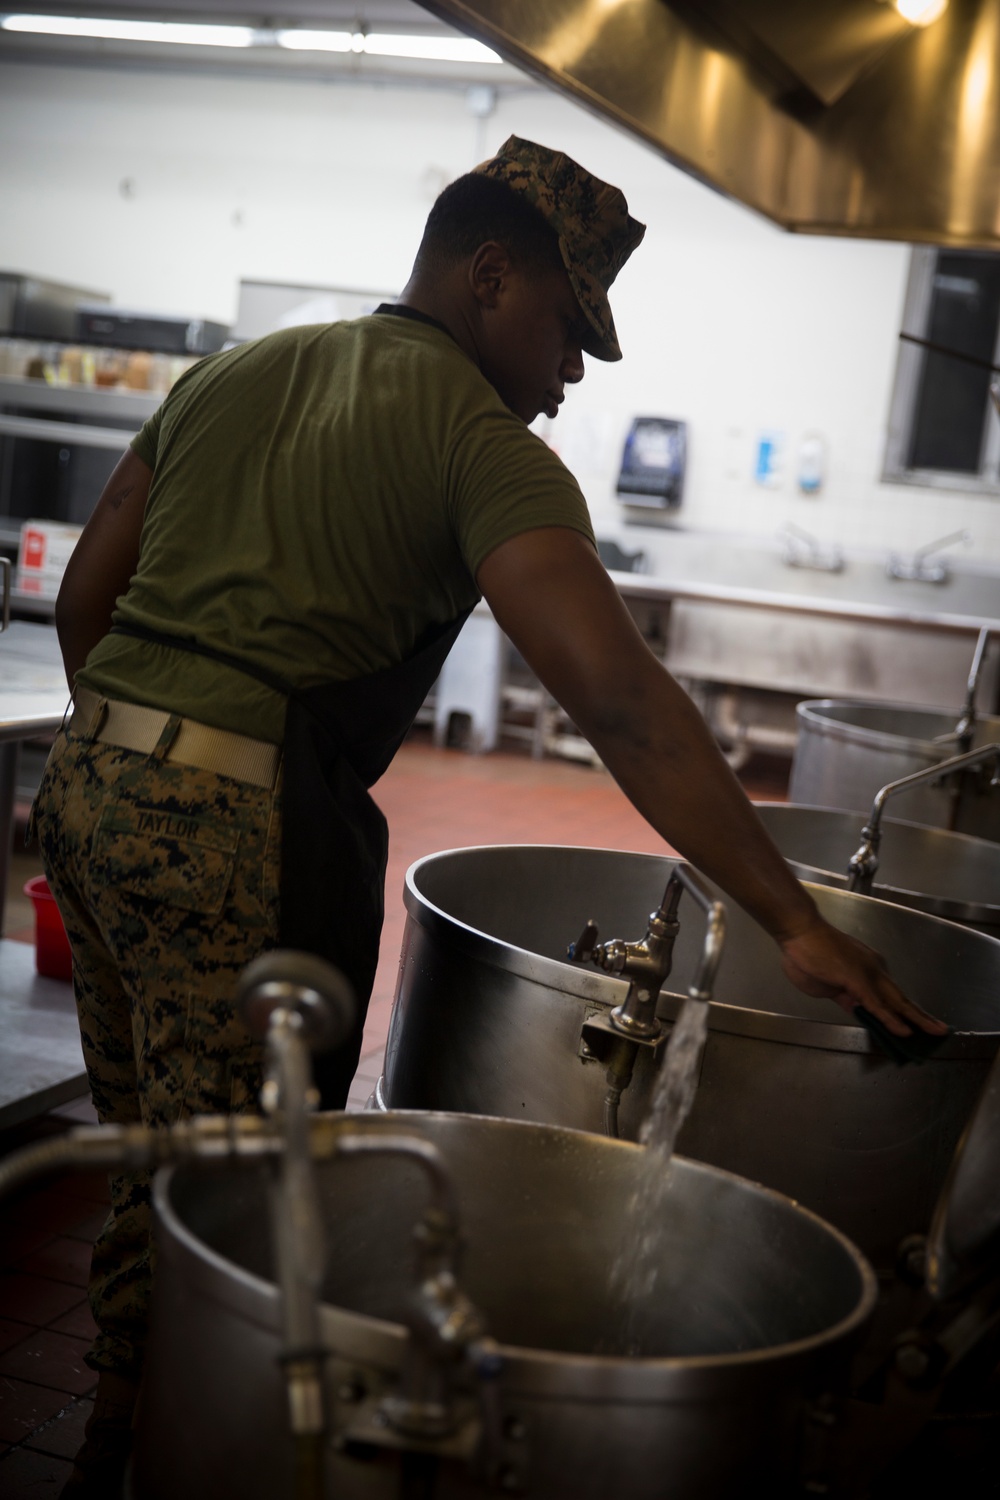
top-left (854, 1005), bottom-right (953, 1066)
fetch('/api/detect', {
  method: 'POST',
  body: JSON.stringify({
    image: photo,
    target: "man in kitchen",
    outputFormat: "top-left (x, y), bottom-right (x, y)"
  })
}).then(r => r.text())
top-left (34, 135), bottom-right (946, 1496)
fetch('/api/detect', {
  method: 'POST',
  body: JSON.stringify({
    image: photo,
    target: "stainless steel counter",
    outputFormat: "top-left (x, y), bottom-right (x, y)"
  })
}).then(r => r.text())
top-left (613, 567), bottom-right (1000, 633)
top-left (611, 542), bottom-right (1000, 631)
top-left (608, 535), bottom-right (1000, 716)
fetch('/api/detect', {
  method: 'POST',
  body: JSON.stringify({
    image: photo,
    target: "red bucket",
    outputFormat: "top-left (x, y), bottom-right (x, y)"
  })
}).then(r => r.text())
top-left (23, 876), bottom-right (73, 982)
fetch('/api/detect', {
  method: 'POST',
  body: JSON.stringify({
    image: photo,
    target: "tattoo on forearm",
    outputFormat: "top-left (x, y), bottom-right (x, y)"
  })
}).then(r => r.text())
top-left (108, 483), bottom-right (134, 511)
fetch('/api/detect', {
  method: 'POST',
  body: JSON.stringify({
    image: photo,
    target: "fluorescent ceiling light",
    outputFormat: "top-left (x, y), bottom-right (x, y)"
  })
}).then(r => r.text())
top-left (894, 0), bottom-right (948, 25)
top-left (0, 14), bottom-right (503, 62)
top-left (275, 29), bottom-right (502, 64)
top-left (273, 29), bottom-right (354, 54)
top-left (0, 14), bottom-right (254, 45)
top-left (361, 33), bottom-right (501, 63)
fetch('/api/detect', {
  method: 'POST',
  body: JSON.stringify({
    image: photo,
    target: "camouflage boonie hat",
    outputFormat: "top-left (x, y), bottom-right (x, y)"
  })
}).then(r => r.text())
top-left (473, 134), bottom-right (645, 362)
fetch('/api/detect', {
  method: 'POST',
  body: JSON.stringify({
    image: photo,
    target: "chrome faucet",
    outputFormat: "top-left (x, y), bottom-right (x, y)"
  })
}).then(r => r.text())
top-left (953, 628), bottom-right (994, 751)
top-left (847, 743), bottom-right (1000, 894)
top-left (778, 522), bottom-right (845, 574)
top-left (886, 529), bottom-right (971, 583)
top-left (236, 950), bottom-right (356, 1487)
top-left (568, 864), bottom-right (725, 1137)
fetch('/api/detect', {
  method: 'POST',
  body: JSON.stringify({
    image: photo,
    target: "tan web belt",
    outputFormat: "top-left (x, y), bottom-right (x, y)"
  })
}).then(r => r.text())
top-left (70, 686), bottom-right (281, 791)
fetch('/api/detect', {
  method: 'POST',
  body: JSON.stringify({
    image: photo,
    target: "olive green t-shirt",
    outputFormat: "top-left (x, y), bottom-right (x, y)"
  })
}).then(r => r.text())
top-left (79, 311), bottom-right (595, 744)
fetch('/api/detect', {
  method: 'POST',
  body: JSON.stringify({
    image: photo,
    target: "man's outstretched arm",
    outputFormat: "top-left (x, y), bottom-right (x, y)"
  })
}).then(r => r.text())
top-left (477, 526), bottom-right (946, 1039)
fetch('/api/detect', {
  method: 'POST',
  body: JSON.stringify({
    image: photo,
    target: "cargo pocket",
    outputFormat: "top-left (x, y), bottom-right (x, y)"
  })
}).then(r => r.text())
top-left (180, 992), bottom-right (265, 1118)
top-left (89, 803), bottom-right (239, 915)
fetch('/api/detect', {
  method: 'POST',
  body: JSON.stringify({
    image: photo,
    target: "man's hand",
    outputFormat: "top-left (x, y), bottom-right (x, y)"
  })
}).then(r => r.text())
top-left (477, 528), bottom-right (947, 1040)
top-left (778, 917), bottom-right (950, 1037)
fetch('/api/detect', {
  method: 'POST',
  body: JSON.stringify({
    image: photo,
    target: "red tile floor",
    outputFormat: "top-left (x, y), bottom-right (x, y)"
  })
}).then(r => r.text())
top-left (0, 734), bottom-right (789, 1496)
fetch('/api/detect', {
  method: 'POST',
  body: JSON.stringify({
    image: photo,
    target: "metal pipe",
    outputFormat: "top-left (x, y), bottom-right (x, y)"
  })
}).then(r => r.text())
top-left (331, 1132), bottom-right (459, 1226)
top-left (335, 1133), bottom-right (490, 1444)
top-left (262, 1012), bottom-right (328, 1500)
top-left (670, 864), bottom-right (726, 1006)
top-left (848, 743), bottom-right (1000, 893)
top-left (954, 628), bottom-right (994, 751)
top-left (601, 1039), bottom-right (639, 1140)
top-left (0, 1116), bottom-right (281, 1203)
top-left (236, 948), bottom-right (358, 1500)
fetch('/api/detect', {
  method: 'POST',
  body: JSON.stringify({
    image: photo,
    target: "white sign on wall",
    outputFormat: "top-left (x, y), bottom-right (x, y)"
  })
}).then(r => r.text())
top-left (17, 521), bottom-right (82, 599)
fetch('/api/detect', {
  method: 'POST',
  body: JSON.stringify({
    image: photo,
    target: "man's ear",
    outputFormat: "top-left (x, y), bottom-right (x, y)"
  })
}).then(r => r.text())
top-left (468, 241), bottom-right (512, 309)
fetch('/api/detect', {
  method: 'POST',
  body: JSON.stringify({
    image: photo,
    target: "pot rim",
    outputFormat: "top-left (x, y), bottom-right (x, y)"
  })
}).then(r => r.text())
top-left (753, 802), bottom-right (1000, 926)
top-left (403, 845), bottom-right (1000, 1058)
top-left (794, 698), bottom-right (1000, 758)
top-left (152, 1110), bottom-right (879, 1401)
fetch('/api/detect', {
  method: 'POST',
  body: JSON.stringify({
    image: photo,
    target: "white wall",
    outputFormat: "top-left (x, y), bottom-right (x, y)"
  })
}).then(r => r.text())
top-left (4, 57), bottom-right (1000, 566)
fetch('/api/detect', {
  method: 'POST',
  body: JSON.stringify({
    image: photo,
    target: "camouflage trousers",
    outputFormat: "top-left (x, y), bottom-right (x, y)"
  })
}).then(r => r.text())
top-left (33, 725), bottom-right (281, 1377)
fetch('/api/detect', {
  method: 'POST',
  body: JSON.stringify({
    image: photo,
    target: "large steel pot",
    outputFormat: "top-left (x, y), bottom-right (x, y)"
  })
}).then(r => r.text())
top-left (789, 700), bottom-right (1000, 842)
top-left (132, 1111), bottom-right (876, 1499)
top-left (752, 802), bottom-right (1000, 936)
top-left (378, 846), bottom-right (1000, 1270)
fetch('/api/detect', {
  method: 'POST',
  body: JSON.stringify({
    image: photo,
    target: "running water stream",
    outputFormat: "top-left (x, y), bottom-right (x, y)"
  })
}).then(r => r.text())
top-left (606, 995), bottom-right (710, 1356)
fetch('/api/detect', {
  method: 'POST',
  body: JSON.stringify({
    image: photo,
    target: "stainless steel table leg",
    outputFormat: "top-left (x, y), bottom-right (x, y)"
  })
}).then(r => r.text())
top-left (0, 740), bottom-right (21, 934)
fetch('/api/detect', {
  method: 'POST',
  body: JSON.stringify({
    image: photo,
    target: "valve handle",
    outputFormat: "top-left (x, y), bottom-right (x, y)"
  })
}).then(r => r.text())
top-left (237, 949), bottom-right (356, 1052)
top-left (567, 920), bottom-right (599, 963)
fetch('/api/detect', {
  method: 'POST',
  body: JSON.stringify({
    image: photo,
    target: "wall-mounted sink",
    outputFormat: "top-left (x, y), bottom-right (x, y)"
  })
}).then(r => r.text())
top-left (607, 531), bottom-right (1000, 736)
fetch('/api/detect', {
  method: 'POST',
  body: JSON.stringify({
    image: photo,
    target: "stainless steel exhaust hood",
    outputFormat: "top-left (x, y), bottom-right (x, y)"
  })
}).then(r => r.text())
top-left (418, 0), bottom-right (1000, 247)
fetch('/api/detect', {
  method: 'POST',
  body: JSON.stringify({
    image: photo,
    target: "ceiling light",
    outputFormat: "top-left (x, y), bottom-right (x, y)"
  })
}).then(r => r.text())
top-left (894, 0), bottom-right (949, 26)
top-left (0, 14), bottom-right (254, 45)
top-left (361, 33), bottom-right (501, 64)
top-left (275, 29), bottom-right (501, 64)
top-left (0, 15), bottom-right (504, 63)
top-left (272, 29), bottom-right (353, 54)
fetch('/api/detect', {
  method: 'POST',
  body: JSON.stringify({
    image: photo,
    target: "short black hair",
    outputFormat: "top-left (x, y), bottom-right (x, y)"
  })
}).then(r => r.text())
top-left (415, 172), bottom-right (563, 276)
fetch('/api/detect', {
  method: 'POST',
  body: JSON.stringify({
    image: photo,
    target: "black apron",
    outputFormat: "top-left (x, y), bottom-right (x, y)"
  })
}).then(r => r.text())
top-left (111, 614), bottom-right (470, 1107)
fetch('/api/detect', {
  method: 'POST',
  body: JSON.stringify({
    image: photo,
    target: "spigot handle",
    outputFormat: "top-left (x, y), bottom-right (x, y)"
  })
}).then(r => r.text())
top-left (567, 920), bottom-right (599, 963)
top-left (237, 949), bottom-right (355, 1052)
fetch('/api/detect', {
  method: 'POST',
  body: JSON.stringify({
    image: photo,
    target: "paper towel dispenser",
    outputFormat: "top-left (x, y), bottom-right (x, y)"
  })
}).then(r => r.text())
top-left (616, 417), bottom-right (686, 510)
